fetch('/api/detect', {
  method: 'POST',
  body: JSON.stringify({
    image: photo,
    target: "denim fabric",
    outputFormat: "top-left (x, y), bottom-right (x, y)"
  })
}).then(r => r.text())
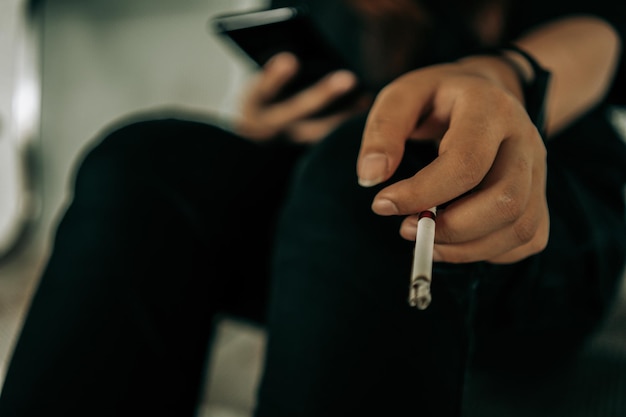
top-left (256, 116), bottom-right (481, 416)
top-left (255, 110), bottom-right (626, 416)
top-left (0, 109), bottom-right (624, 416)
top-left (0, 118), bottom-right (305, 415)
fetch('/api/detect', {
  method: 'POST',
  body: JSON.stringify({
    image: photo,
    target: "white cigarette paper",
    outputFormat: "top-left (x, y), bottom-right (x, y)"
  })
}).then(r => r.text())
top-left (409, 207), bottom-right (436, 310)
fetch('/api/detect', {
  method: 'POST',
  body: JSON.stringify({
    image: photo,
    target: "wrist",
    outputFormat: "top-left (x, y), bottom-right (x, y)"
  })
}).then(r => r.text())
top-left (458, 44), bottom-right (552, 136)
top-left (456, 54), bottom-right (526, 106)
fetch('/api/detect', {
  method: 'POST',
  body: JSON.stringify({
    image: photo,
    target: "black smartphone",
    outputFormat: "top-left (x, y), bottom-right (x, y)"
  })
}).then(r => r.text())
top-left (211, 6), bottom-right (363, 116)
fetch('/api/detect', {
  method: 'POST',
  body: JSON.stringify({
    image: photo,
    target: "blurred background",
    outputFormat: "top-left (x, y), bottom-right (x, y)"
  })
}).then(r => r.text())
top-left (0, 0), bottom-right (269, 416)
top-left (0, 1), bottom-right (625, 416)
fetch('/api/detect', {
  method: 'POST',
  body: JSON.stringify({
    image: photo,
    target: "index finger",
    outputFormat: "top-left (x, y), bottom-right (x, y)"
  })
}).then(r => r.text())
top-left (250, 52), bottom-right (299, 104)
top-left (371, 90), bottom-right (510, 216)
top-left (356, 73), bottom-right (438, 187)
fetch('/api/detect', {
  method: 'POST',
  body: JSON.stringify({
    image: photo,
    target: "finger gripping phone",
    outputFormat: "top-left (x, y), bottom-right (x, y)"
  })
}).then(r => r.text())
top-left (211, 6), bottom-right (363, 115)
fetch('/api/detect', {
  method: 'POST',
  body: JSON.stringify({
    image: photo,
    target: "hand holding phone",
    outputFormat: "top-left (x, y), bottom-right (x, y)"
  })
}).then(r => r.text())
top-left (212, 7), bottom-right (370, 142)
top-left (235, 51), bottom-right (369, 143)
top-left (212, 7), bottom-right (363, 99)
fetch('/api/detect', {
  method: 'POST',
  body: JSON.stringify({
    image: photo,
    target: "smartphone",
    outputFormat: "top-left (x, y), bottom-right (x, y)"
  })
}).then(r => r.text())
top-left (211, 6), bottom-right (363, 116)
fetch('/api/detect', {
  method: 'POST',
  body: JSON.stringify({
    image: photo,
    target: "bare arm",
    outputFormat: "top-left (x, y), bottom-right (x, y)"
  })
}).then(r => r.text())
top-left (508, 16), bottom-right (621, 136)
top-left (356, 15), bottom-right (623, 264)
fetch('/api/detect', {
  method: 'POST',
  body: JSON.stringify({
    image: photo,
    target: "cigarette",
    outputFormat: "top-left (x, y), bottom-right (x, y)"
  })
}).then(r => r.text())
top-left (409, 207), bottom-right (436, 310)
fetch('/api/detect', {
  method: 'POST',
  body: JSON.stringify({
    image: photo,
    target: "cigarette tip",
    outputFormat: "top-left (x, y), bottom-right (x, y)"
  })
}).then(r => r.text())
top-left (409, 294), bottom-right (432, 310)
top-left (409, 278), bottom-right (432, 310)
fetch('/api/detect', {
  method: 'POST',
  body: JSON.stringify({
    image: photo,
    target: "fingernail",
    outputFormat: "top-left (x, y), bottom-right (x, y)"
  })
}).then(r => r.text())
top-left (372, 198), bottom-right (399, 215)
top-left (358, 153), bottom-right (388, 187)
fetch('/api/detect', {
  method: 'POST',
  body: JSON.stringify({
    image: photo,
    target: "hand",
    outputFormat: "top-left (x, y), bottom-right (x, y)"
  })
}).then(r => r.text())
top-left (234, 52), bottom-right (371, 144)
top-left (357, 59), bottom-right (549, 264)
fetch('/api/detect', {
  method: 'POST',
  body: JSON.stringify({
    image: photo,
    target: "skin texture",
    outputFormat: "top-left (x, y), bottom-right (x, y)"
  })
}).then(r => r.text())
top-left (234, 52), bottom-right (371, 143)
top-left (233, 10), bottom-right (621, 265)
top-left (356, 16), bottom-right (622, 264)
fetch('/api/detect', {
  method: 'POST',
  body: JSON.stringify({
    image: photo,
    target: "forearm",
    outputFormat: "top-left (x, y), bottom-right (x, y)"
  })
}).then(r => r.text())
top-left (460, 15), bottom-right (622, 137)
top-left (516, 15), bottom-right (622, 136)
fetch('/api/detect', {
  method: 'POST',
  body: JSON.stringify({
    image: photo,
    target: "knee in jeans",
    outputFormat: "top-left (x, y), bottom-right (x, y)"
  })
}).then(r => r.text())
top-left (70, 119), bottom-right (193, 204)
top-left (71, 118), bottom-right (247, 205)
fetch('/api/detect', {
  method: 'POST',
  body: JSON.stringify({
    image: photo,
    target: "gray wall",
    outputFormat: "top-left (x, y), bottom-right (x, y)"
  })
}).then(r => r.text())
top-left (38, 0), bottom-right (267, 238)
top-left (0, 2), bottom-right (270, 415)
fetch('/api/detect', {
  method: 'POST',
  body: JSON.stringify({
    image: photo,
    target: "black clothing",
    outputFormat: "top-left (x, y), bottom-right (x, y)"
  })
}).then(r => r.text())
top-left (254, 111), bottom-right (626, 417)
top-left (1, 109), bottom-right (624, 416)
top-left (1, 1), bottom-right (625, 416)
top-left (272, 0), bottom-right (626, 102)
top-left (0, 120), bottom-right (304, 414)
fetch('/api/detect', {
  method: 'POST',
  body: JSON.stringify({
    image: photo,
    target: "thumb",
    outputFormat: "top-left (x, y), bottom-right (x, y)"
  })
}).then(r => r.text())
top-left (357, 75), bottom-right (435, 187)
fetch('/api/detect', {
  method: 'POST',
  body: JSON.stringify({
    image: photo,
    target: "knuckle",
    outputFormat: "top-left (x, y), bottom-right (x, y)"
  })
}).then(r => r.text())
top-left (494, 186), bottom-right (524, 223)
top-left (494, 86), bottom-right (518, 110)
top-left (512, 215), bottom-right (539, 245)
top-left (485, 84), bottom-right (518, 115)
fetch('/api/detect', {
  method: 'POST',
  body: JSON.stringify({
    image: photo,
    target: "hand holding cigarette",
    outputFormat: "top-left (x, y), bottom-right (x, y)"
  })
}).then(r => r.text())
top-left (356, 62), bottom-right (549, 269)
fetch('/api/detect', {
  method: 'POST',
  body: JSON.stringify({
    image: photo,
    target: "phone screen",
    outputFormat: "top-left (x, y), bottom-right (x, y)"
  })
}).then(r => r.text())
top-left (212, 7), bottom-right (362, 111)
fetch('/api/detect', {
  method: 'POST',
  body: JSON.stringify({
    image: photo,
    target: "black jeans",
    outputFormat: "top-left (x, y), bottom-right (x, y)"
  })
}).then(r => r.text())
top-left (255, 111), bottom-right (626, 416)
top-left (0, 111), bottom-right (624, 416)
